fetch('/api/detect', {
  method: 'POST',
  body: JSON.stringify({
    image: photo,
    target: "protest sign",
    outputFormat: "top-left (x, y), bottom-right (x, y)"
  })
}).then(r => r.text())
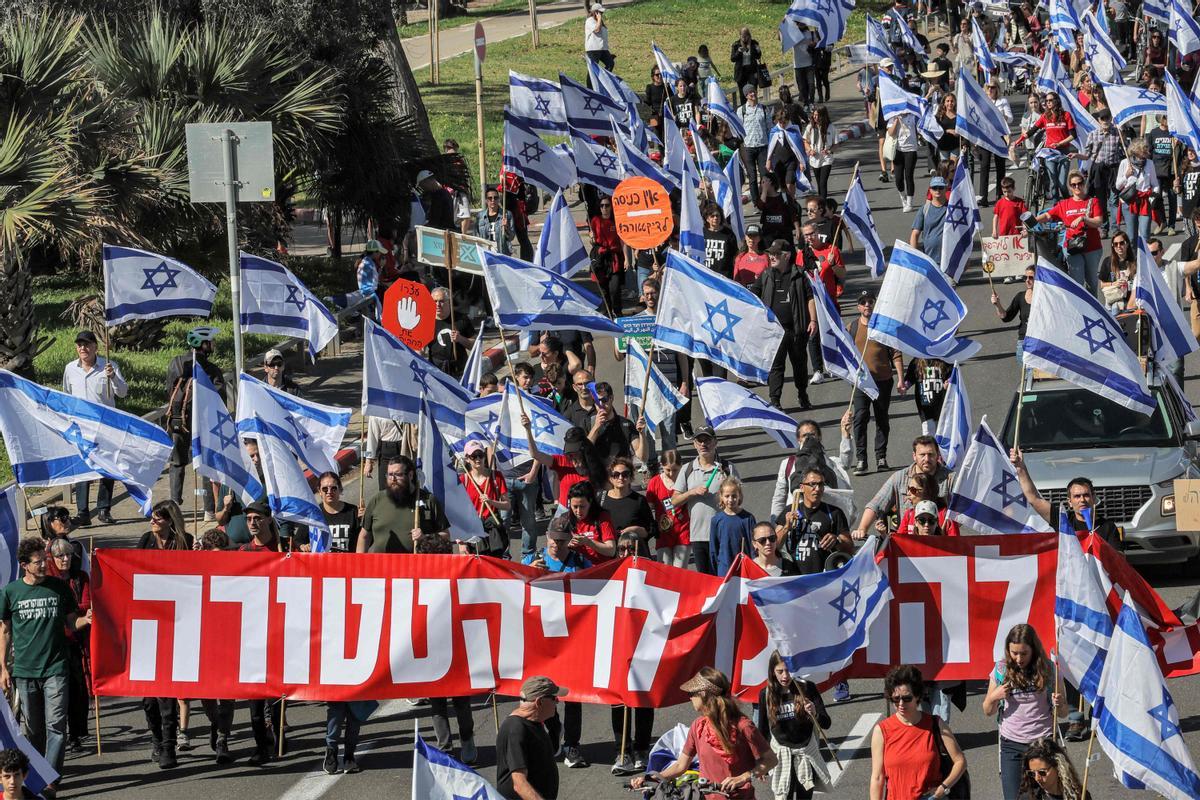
top-left (982, 234), bottom-right (1034, 278)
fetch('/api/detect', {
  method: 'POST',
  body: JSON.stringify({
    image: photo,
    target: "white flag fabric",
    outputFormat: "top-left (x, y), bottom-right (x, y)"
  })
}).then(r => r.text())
top-left (191, 360), bottom-right (263, 506)
top-left (0, 369), bottom-right (172, 515)
top-left (623, 339), bottom-right (687, 430)
top-left (717, 154), bottom-right (746, 242)
top-left (1054, 509), bottom-right (1113, 703)
top-left (613, 117), bottom-right (679, 191)
top-left (706, 78), bottom-right (745, 139)
top-left (696, 376), bottom-right (798, 449)
top-left (955, 68), bottom-right (1011, 158)
top-left (808, 274), bottom-right (880, 400)
top-left (459, 332), bottom-right (485, 396)
top-left (236, 372), bottom-right (350, 476)
top-left (1144, 0), bottom-right (1171, 23)
top-left (690, 121), bottom-right (724, 188)
top-left (946, 416), bottom-right (1054, 536)
top-left (502, 108), bottom-right (576, 195)
top-left (1081, 10), bottom-right (1126, 83)
top-left (0, 699), bottom-right (57, 795)
top-left (678, 154), bottom-right (705, 262)
top-left (877, 72), bottom-right (921, 122)
top-left (586, 58), bottom-right (641, 114)
top-left (651, 42), bottom-right (681, 85)
top-left (841, 172), bottom-right (887, 279)
top-left (662, 111), bottom-right (687, 188)
top-left (940, 157), bottom-right (980, 283)
top-left (417, 397), bottom-right (487, 542)
top-left (1101, 83), bottom-right (1167, 127)
top-left (1023, 260), bottom-right (1154, 416)
top-left (748, 538), bottom-right (891, 675)
top-left (1134, 239), bottom-right (1200, 366)
top-left (560, 72), bottom-right (627, 138)
top-left (971, 17), bottom-right (997, 74)
top-left (933, 365), bottom-right (971, 472)
top-left (868, 241), bottom-right (981, 361)
top-left (535, 190), bottom-right (589, 279)
top-left (103, 244), bottom-right (217, 326)
top-left (249, 412), bottom-right (327, 535)
top-left (413, 733), bottom-right (506, 800)
top-left (653, 250), bottom-right (785, 384)
top-left (1093, 596), bottom-right (1200, 799)
top-left (508, 71), bottom-right (567, 134)
top-left (481, 250), bottom-right (624, 336)
top-left (496, 382), bottom-right (570, 457)
top-left (865, 14), bottom-right (895, 62)
top-left (1166, 69), bottom-right (1200, 155)
top-left (1049, 0), bottom-right (1081, 49)
top-left (239, 253), bottom-right (338, 358)
top-left (1036, 47), bottom-right (1070, 93)
top-left (1169, 0), bottom-right (1200, 57)
top-left (0, 486), bottom-right (19, 587)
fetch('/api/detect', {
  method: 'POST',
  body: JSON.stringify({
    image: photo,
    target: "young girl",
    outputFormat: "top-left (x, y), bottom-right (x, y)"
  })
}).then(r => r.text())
top-left (645, 450), bottom-right (690, 567)
top-left (709, 477), bottom-right (755, 576)
top-left (983, 625), bottom-right (1065, 800)
top-left (755, 651), bottom-right (832, 800)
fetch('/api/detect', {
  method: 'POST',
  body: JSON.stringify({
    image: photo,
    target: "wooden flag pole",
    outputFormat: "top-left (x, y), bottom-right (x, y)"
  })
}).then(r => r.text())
top-left (618, 704), bottom-right (629, 764)
top-left (444, 229), bottom-right (457, 334)
top-left (1013, 368), bottom-right (1029, 451)
top-left (1080, 724), bottom-right (1097, 799)
top-left (277, 697), bottom-right (286, 757)
top-left (492, 692), bottom-right (501, 731)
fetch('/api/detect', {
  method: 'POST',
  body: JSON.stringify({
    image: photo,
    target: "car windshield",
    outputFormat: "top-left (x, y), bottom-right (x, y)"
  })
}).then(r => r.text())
top-left (1007, 387), bottom-right (1176, 451)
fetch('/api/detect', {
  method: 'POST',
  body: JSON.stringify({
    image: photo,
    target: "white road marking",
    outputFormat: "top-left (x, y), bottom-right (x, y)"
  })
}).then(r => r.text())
top-left (825, 711), bottom-right (882, 785)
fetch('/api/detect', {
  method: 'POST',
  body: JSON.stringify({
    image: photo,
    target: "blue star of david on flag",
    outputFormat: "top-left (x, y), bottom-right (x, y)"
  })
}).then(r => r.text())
top-left (540, 278), bottom-right (571, 310)
top-left (210, 417), bottom-right (239, 452)
top-left (814, 0), bottom-right (834, 12)
top-left (701, 299), bottom-right (740, 347)
top-left (967, 105), bottom-right (981, 126)
top-left (62, 422), bottom-right (98, 460)
top-left (1148, 687), bottom-right (1182, 740)
top-left (284, 285), bottom-right (307, 312)
top-left (410, 360), bottom-right (432, 393)
top-left (1086, 41), bottom-right (1100, 60)
top-left (829, 578), bottom-right (861, 625)
top-left (1137, 88), bottom-right (1161, 101)
top-left (1076, 315), bottom-right (1118, 354)
top-left (990, 470), bottom-right (1027, 508)
top-left (140, 261), bottom-right (181, 297)
top-left (919, 298), bottom-right (951, 332)
top-left (287, 416), bottom-right (311, 449)
top-left (594, 151), bottom-right (618, 174)
top-left (944, 199), bottom-right (972, 228)
top-left (530, 409), bottom-right (559, 438)
top-left (453, 789), bottom-right (491, 800)
top-left (533, 94), bottom-right (552, 116)
top-left (520, 140), bottom-right (543, 163)
top-left (582, 96), bottom-right (605, 114)
top-left (484, 410), bottom-right (500, 435)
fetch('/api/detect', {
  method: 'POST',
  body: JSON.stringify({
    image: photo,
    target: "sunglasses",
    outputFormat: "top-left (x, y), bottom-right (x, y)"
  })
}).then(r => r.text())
top-left (266, 361), bottom-right (283, 368)
top-left (905, 485), bottom-right (922, 494)
top-left (916, 516), bottom-right (938, 525)
top-left (609, 470), bottom-right (631, 478)
top-left (802, 480), bottom-right (826, 488)
top-left (319, 485), bottom-right (341, 493)
top-left (1027, 768), bottom-right (1053, 778)
top-left (891, 693), bottom-right (916, 704)
top-left (1069, 181), bottom-right (1085, 187)
top-left (1149, 249), bottom-right (1162, 256)
top-left (754, 536), bottom-right (775, 545)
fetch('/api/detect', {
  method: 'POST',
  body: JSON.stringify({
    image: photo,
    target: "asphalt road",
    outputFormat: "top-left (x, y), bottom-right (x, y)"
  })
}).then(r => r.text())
top-left (64, 76), bottom-right (1200, 800)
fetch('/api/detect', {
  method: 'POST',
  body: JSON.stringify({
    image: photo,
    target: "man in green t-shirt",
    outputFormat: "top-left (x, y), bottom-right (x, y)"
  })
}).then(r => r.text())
top-left (355, 455), bottom-right (450, 553)
top-left (0, 539), bottom-right (90, 783)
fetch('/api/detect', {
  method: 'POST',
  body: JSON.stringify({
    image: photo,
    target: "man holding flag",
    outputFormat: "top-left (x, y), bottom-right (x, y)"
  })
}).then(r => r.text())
top-left (62, 330), bottom-right (127, 527)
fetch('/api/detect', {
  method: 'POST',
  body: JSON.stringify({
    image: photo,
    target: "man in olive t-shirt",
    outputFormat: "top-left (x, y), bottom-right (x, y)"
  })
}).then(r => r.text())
top-left (356, 455), bottom-right (451, 553)
top-left (0, 539), bottom-right (90, 778)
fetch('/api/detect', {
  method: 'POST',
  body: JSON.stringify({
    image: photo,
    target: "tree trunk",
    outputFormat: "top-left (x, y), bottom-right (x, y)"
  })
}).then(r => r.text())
top-left (0, 249), bottom-right (51, 376)
top-left (381, 11), bottom-right (440, 163)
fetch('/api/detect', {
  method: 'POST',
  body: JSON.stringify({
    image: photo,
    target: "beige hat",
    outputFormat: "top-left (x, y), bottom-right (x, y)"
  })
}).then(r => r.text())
top-left (263, 348), bottom-right (285, 366)
top-left (680, 670), bottom-right (725, 696)
top-left (520, 675), bottom-right (568, 701)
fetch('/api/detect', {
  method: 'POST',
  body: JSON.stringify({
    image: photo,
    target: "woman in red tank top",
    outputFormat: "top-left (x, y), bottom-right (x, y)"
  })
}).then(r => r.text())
top-left (869, 665), bottom-right (967, 800)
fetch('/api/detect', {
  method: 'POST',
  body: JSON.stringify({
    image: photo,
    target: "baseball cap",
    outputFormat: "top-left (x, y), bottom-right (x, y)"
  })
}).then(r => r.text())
top-left (364, 239), bottom-right (387, 254)
top-left (693, 425), bottom-right (717, 441)
top-left (562, 427), bottom-right (586, 455)
top-left (746, 223), bottom-right (762, 236)
top-left (880, 57), bottom-right (895, 69)
top-left (857, 290), bottom-right (877, 305)
top-left (914, 500), bottom-right (940, 522)
top-left (244, 501), bottom-right (272, 518)
top-left (415, 169), bottom-right (435, 185)
top-left (546, 515), bottom-right (573, 540)
top-left (520, 675), bottom-right (568, 701)
top-left (263, 348), bottom-right (285, 366)
top-left (464, 440), bottom-right (487, 457)
top-left (74, 330), bottom-right (98, 345)
top-left (766, 239), bottom-right (789, 256)
top-left (930, 176), bottom-right (948, 189)
top-left (591, 2), bottom-right (606, 11)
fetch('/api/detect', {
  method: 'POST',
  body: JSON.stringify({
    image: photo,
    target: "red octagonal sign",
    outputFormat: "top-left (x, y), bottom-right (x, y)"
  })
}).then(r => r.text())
top-left (382, 279), bottom-right (436, 351)
top-left (474, 22), bottom-right (486, 63)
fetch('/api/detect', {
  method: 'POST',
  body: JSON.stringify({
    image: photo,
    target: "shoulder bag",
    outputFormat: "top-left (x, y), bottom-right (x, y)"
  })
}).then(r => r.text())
top-left (930, 716), bottom-right (970, 799)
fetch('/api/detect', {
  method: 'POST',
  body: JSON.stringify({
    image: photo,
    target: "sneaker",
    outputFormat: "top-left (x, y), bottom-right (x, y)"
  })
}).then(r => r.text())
top-left (612, 752), bottom-right (637, 775)
top-left (68, 737), bottom-right (84, 753)
top-left (214, 735), bottom-right (232, 765)
top-left (460, 737), bottom-right (478, 766)
top-left (563, 746), bottom-right (589, 768)
top-left (177, 730), bottom-right (192, 751)
top-left (853, 461), bottom-right (868, 476)
top-left (877, 458), bottom-right (890, 471)
top-left (902, 199), bottom-right (912, 213)
top-left (323, 746), bottom-right (339, 775)
top-left (975, 194), bottom-right (983, 202)
top-left (150, 742), bottom-right (161, 764)
top-left (1166, 227), bottom-right (1177, 235)
top-left (1064, 722), bottom-right (1088, 742)
top-left (204, 511), bottom-right (216, 522)
top-left (633, 750), bottom-right (648, 772)
top-left (343, 757), bottom-right (362, 774)
top-left (555, 744), bottom-right (566, 759)
top-left (247, 749), bottom-right (272, 767)
top-left (96, 510), bottom-right (114, 525)
top-left (799, 396), bottom-right (813, 411)
top-left (808, 370), bottom-right (826, 385)
top-left (680, 422), bottom-right (694, 440)
top-left (879, 171), bottom-right (890, 183)
top-left (833, 681), bottom-right (851, 702)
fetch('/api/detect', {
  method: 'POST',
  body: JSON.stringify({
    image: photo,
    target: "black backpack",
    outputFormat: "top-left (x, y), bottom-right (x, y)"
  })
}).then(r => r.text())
top-left (165, 370), bottom-right (193, 437)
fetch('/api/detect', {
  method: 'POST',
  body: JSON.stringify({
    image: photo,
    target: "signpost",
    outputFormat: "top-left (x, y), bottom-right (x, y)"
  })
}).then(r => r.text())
top-left (430, 0), bottom-right (441, 84)
top-left (611, 176), bottom-right (673, 249)
top-left (185, 121), bottom-right (275, 383)
top-left (474, 22), bottom-right (488, 200)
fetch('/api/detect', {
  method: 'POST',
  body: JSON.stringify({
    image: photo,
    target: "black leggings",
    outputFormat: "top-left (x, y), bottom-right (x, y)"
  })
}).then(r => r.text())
top-left (609, 705), bottom-right (655, 753)
top-left (546, 702), bottom-right (583, 749)
top-left (893, 150), bottom-right (918, 197)
top-left (813, 165), bottom-right (833, 199)
top-left (977, 148), bottom-right (1007, 201)
top-left (595, 263), bottom-right (623, 317)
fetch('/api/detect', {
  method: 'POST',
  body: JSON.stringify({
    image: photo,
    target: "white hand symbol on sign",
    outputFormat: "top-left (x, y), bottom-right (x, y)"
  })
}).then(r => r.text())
top-left (395, 297), bottom-right (421, 330)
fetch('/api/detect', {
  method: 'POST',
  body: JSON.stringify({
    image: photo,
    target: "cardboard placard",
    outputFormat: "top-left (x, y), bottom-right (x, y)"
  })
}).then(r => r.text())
top-left (982, 234), bottom-right (1035, 278)
top-left (1173, 479), bottom-right (1200, 532)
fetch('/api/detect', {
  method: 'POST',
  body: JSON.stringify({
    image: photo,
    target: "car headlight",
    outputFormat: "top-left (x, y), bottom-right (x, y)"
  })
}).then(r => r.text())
top-left (1162, 494), bottom-right (1176, 516)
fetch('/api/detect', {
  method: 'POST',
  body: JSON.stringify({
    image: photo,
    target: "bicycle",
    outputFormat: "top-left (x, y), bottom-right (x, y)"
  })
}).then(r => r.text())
top-left (625, 772), bottom-right (733, 800)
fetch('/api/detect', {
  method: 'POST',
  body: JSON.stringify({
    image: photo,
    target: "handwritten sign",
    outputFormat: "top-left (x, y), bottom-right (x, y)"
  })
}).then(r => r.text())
top-left (615, 314), bottom-right (655, 353)
top-left (981, 235), bottom-right (1034, 278)
top-left (611, 176), bottom-right (673, 249)
top-left (382, 279), bottom-right (436, 350)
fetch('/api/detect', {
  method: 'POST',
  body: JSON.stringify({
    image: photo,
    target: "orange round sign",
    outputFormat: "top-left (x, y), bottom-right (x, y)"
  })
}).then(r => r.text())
top-left (382, 279), bottom-right (437, 350)
top-left (611, 176), bottom-right (674, 249)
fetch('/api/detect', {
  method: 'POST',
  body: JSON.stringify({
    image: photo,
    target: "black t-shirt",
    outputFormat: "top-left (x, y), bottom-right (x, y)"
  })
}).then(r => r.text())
top-left (323, 504), bottom-right (360, 553)
top-left (668, 91), bottom-right (700, 126)
top-left (1146, 128), bottom-right (1175, 178)
top-left (755, 680), bottom-right (829, 748)
top-left (563, 399), bottom-right (598, 432)
top-left (592, 415), bottom-right (639, 462)
top-left (758, 196), bottom-right (795, 245)
top-left (781, 502), bottom-right (848, 575)
top-left (904, 360), bottom-right (951, 422)
top-left (704, 228), bottom-right (740, 278)
top-left (425, 189), bottom-right (455, 231)
top-left (1001, 291), bottom-right (1033, 339)
top-left (496, 715), bottom-right (558, 800)
top-left (426, 316), bottom-right (476, 377)
top-left (600, 491), bottom-right (655, 535)
top-left (1181, 166), bottom-right (1200, 215)
top-left (769, 275), bottom-right (794, 323)
top-left (1070, 511), bottom-right (1121, 550)
top-left (810, 216), bottom-right (842, 249)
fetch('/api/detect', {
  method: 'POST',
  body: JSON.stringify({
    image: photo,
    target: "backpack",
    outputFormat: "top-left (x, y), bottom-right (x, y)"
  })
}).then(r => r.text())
top-left (165, 369), bottom-right (193, 437)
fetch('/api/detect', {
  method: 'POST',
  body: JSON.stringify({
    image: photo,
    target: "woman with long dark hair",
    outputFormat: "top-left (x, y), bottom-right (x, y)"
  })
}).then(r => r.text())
top-left (756, 651), bottom-right (831, 799)
top-left (803, 106), bottom-right (837, 199)
top-left (1019, 738), bottom-right (1090, 799)
top-left (589, 195), bottom-right (625, 316)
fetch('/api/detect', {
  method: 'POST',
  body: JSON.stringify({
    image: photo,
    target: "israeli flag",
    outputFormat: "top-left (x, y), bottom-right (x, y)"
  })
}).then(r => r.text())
top-left (413, 733), bottom-right (505, 800)
top-left (239, 253), bottom-right (338, 358)
top-left (1049, 0), bottom-right (1081, 50)
top-left (971, 17), bottom-right (997, 74)
top-left (236, 373), bottom-right (350, 476)
top-left (508, 71), bottom-right (567, 134)
top-left (706, 78), bottom-right (745, 139)
top-left (362, 319), bottom-right (471, 441)
top-left (1166, 69), bottom-right (1200, 155)
top-left (1055, 508), bottom-right (1113, 704)
top-left (248, 412), bottom-right (327, 535)
top-left (890, 11), bottom-right (927, 55)
top-left (586, 58), bottom-right (640, 113)
top-left (535, 190), bottom-right (589, 279)
top-left (690, 122), bottom-right (724, 188)
top-left (653, 250), bottom-right (785, 384)
top-left (1023, 261), bottom-right (1154, 416)
top-left (1036, 47), bottom-right (1070, 94)
top-left (946, 416), bottom-right (1053, 535)
top-left (662, 111), bottom-right (688, 188)
top-left (503, 109), bottom-right (575, 195)
top-left (417, 397), bottom-right (487, 541)
top-left (1102, 83), bottom-right (1167, 127)
top-left (865, 15), bottom-right (895, 62)
top-left (992, 51), bottom-right (1042, 71)
top-left (0, 486), bottom-right (20, 587)
top-left (696, 376), bottom-right (798, 448)
top-left (481, 250), bottom-right (624, 336)
top-left (647, 723), bottom-right (696, 774)
top-left (878, 72), bottom-right (921, 122)
top-left (933, 365), bottom-right (971, 472)
top-left (941, 158), bottom-right (980, 284)
top-left (868, 241), bottom-right (981, 362)
top-left (496, 381), bottom-right (569, 457)
top-left (0, 700), bottom-right (57, 795)
top-left (917, 95), bottom-right (945, 147)
top-left (102, 244), bottom-right (217, 326)
top-left (748, 538), bottom-right (892, 675)
top-left (1144, 0), bottom-right (1171, 24)
top-left (808, 273), bottom-right (880, 400)
top-left (767, 123), bottom-right (811, 191)
top-left (786, 0), bottom-right (849, 48)
top-left (1081, 10), bottom-right (1126, 84)
top-left (679, 155), bottom-right (705, 263)
top-left (1094, 596), bottom-right (1200, 799)
top-left (569, 125), bottom-right (622, 192)
top-left (955, 68), bottom-right (1011, 158)
top-left (459, 334), bottom-right (485, 396)
top-left (716, 154), bottom-right (746, 242)
top-left (842, 172), bottom-right (887, 279)
top-left (457, 393), bottom-right (504, 455)
top-left (1169, 0), bottom-right (1200, 57)
top-left (651, 41), bottom-right (681, 85)
top-left (612, 117), bottom-right (678, 191)
top-left (781, 15), bottom-right (805, 52)
top-left (623, 340), bottom-right (687, 430)
top-left (0, 369), bottom-right (171, 515)
top-left (560, 72), bottom-right (627, 138)
top-left (191, 361), bottom-right (263, 506)
top-left (1134, 239), bottom-right (1200, 365)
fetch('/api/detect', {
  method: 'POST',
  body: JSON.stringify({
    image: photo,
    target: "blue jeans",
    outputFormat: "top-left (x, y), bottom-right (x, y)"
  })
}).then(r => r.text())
top-left (1047, 157), bottom-right (1070, 200)
top-left (325, 702), bottom-right (362, 754)
top-left (74, 479), bottom-right (113, 515)
top-left (999, 736), bottom-right (1030, 800)
top-left (1065, 248), bottom-right (1102, 297)
top-left (17, 675), bottom-right (68, 774)
top-left (510, 477), bottom-right (541, 556)
top-left (1123, 206), bottom-right (1151, 250)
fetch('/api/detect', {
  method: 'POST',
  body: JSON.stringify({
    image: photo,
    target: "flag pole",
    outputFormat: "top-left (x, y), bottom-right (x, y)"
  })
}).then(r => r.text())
top-left (497, 327), bottom-right (530, 418)
top-left (277, 696), bottom-right (286, 756)
top-left (415, 393), bottom-right (425, 522)
top-left (91, 535), bottom-right (101, 756)
top-left (444, 229), bottom-right (457, 334)
top-left (830, 162), bottom-right (860, 250)
top-left (492, 692), bottom-right (501, 731)
top-left (359, 336), bottom-right (369, 513)
top-left (637, 343), bottom-right (656, 424)
top-left (618, 704), bottom-right (629, 765)
top-left (1013, 367), bottom-right (1028, 451)
top-left (1080, 723), bottom-right (1097, 798)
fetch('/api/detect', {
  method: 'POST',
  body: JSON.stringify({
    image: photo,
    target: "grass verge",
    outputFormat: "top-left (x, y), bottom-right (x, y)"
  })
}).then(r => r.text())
top-left (399, 0), bottom-right (567, 39)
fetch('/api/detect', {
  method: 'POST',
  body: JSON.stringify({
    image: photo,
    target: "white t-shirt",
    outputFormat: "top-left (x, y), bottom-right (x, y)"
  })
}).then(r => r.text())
top-left (585, 15), bottom-right (608, 52)
top-left (804, 123), bottom-right (837, 168)
top-left (791, 31), bottom-right (815, 69)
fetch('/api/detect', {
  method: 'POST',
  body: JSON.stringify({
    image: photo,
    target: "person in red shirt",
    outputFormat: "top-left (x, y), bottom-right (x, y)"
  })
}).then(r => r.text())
top-left (1010, 93), bottom-right (1076, 200)
top-left (563, 481), bottom-right (617, 562)
top-left (1037, 170), bottom-right (1103, 294)
top-left (589, 196), bottom-right (625, 316)
top-left (646, 450), bottom-right (691, 567)
top-left (459, 440), bottom-right (510, 555)
top-left (732, 224), bottom-right (770, 286)
top-left (896, 499), bottom-right (961, 536)
top-left (524, 424), bottom-right (607, 512)
top-left (239, 503), bottom-right (280, 552)
top-left (991, 177), bottom-right (1027, 238)
top-left (795, 223), bottom-right (845, 298)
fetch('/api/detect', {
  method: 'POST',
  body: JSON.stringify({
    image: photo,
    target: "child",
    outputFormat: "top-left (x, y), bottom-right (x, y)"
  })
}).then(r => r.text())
top-left (754, 651), bottom-right (832, 799)
top-left (647, 451), bottom-right (691, 568)
top-left (709, 477), bottom-right (755, 576)
top-left (992, 177), bottom-right (1029, 284)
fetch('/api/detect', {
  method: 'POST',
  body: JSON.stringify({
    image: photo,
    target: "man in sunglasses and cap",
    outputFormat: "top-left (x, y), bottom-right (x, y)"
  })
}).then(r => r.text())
top-left (497, 676), bottom-right (567, 800)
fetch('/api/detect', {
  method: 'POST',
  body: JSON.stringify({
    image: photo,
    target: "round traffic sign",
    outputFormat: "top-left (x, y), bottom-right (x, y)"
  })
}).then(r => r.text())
top-left (474, 22), bottom-right (486, 63)
top-left (382, 279), bottom-right (437, 351)
top-left (610, 176), bottom-right (673, 249)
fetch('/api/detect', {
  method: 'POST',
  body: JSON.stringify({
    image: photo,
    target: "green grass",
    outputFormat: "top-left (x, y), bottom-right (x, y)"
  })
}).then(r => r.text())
top-left (399, 0), bottom-right (567, 39)
top-left (417, 0), bottom-right (887, 178)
